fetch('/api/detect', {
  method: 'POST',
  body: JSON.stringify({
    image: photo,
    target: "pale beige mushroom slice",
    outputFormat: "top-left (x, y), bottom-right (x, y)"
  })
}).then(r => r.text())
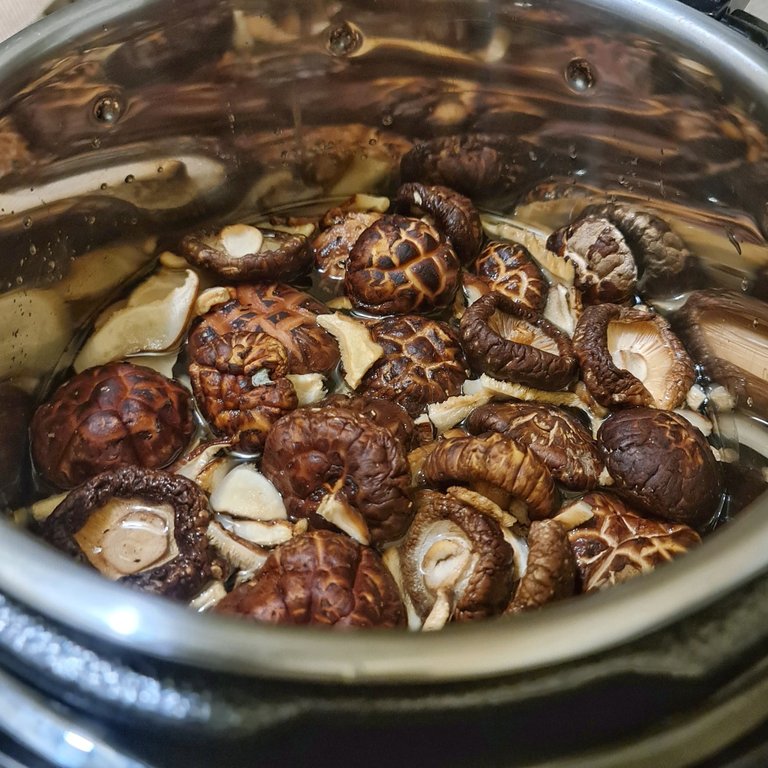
top-left (209, 464), bottom-right (287, 521)
top-left (206, 520), bottom-right (269, 571)
top-left (381, 546), bottom-right (423, 631)
top-left (215, 514), bottom-right (298, 547)
top-left (189, 581), bottom-right (228, 612)
top-left (74, 268), bottom-right (199, 372)
top-left (315, 486), bottom-right (371, 545)
top-left (316, 312), bottom-right (384, 389)
top-left (286, 373), bottom-right (327, 405)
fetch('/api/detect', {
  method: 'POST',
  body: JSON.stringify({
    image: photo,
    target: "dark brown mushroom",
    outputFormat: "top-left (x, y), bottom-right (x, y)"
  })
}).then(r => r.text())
top-left (216, 530), bottom-right (405, 627)
top-left (473, 241), bottom-right (548, 312)
top-left (42, 466), bottom-right (222, 599)
top-left (311, 211), bottom-right (382, 279)
top-left (507, 520), bottom-right (576, 613)
top-left (261, 405), bottom-right (413, 546)
top-left (466, 402), bottom-right (603, 491)
top-left (359, 315), bottom-right (468, 417)
top-left (31, 362), bottom-right (194, 489)
top-left (187, 329), bottom-right (298, 453)
top-left (0, 383), bottom-right (32, 507)
top-left (422, 432), bottom-right (558, 520)
top-left (192, 283), bottom-right (340, 374)
top-left (573, 304), bottom-right (695, 410)
top-left (546, 216), bottom-right (637, 305)
top-left (321, 394), bottom-right (415, 450)
top-left (396, 183), bottom-right (483, 263)
top-left (459, 292), bottom-right (577, 389)
top-left (598, 408), bottom-right (723, 529)
top-left (400, 489), bottom-right (514, 628)
top-left (344, 215), bottom-right (460, 315)
top-left (565, 492), bottom-right (701, 591)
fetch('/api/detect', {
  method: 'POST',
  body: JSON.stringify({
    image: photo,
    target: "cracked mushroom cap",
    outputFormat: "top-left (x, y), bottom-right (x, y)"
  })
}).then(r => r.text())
top-left (573, 304), bottom-right (695, 410)
top-left (466, 402), bottom-right (603, 491)
top-left (422, 432), bottom-right (558, 520)
top-left (187, 329), bottom-right (298, 453)
top-left (598, 408), bottom-right (723, 529)
top-left (42, 466), bottom-right (221, 599)
top-left (261, 405), bottom-right (413, 546)
top-left (216, 530), bottom-right (405, 627)
top-left (474, 241), bottom-right (548, 312)
top-left (31, 362), bottom-right (194, 489)
top-left (321, 394), bottom-right (415, 450)
top-left (192, 283), bottom-right (340, 374)
top-left (459, 292), bottom-right (577, 390)
top-left (400, 490), bottom-right (514, 626)
top-left (178, 224), bottom-right (311, 282)
top-left (344, 215), bottom-right (460, 315)
top-left (507, 519), bottom-right (576, 613)
top-left (565, 492), bottom-right (701, 591)
top-left (311, 211), bottom-right (382, 279)
top-left (359, 315), bottom-right (468, 417)
top-left (546, 216), bottom-right (638, 305)
top-left (396, 183), bottom-right (483, 264)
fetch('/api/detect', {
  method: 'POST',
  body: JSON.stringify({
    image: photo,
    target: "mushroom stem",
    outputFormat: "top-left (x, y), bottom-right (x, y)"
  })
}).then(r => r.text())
top-left (422, 589), bottom-right (454, 632)
top-left (316, 488), bottom-right (371, 545)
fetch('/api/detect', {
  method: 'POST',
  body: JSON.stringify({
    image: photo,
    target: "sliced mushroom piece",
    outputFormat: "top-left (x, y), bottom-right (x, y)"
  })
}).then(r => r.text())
top-left (206, 520), bottom-right (269, 572)
top-left (543, 283), bottom-right (583, 337)
top-left (546, 216), bottom-right (637, 305)
top-left (422, 432), bottom-right (557, 520)
top-left (566, 492), bottom-right (701, 591)
top-left (216, 514), bottom-right (296, 547)
top-left (209, 463), bottom-right (287, 521)
top-left (286, 373), bottom-right (327, 406)
top-left (189, 581), bottom-right (228, 612)
top-left (42, 467), bottom-right (222, 599)
top-left (459, 292), bottom-right (577, 390)
top-left (466, 402), bottom-right (604, 491)
top-left (316, 312), bottom-right (384, 389)
top-left (598, 408), bottom-right (723, 529)
top-left (400, 490), bottom-right (514, 629)
top-left (381, 546), bottom-right (423, 630)
top-left (427, 390), bottom-right (493, 434)
top-left (574, 304), bottom-right (695, 411)
top-left (474, 241), bottom-right (548, 312)
top-left (215, 530), bottom-right (405, 628)
top-left (311, 211), bottom-right (383, 279)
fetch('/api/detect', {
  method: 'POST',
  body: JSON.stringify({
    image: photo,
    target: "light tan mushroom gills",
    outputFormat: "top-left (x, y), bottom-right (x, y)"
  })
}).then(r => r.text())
top-left (698, 314), bottom-right (768, 380)
top-left (74, 498), bottom-right (178, 579)
top-left (490, 312), bottom-right (560, 355)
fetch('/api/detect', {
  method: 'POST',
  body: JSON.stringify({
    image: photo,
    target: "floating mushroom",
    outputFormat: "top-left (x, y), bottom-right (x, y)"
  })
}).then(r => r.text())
top-left (311, 210), bottom-right (383, 279)
top-left (573, 304), bottom-right (695, 410)
top-left (216, 530), bottom-right (405, 628)
top-left (459, 292), bottom-right (577, 389)
top-left (598, 408), bottom-right (723, 529)
top-left (42, 467), bottom-right (222, 599)
top-left (31, 362), bottom-right (194, 489)
top-left (565, 492), bottom-right (701, 591)
top-left (473, 240), bottom-right (548, 312)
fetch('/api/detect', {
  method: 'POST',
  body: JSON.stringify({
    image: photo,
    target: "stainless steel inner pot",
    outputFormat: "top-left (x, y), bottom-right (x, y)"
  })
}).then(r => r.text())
top-left (2, 0), bottom-right (768, 764)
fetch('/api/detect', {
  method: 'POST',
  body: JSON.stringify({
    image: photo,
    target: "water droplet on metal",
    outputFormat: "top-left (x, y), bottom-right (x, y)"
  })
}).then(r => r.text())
top-left (124, 174), bottom-right (135, 184)
top-left (565, 58), bottom-right (596, 92)
top-left (100, 182), bottom-right (108, 190)
top-left (93, 94), bottom-right (123, 124)
top-left (28, 244), bottom-right (36, 256)
top-left (381, 113), bottom-right (394, 127)
top-left (747, 396), bottom-right (754, 408)
top-left (22, 217), bottom-right (32, 228)
top-left (327, 21), bottom-right (363, 57)
top-left (726, 228), bottom-right (742, 256)
top-left (741, 278), bottom-right (750, 292)
top-left (91, 137), bottom-right (102, 148)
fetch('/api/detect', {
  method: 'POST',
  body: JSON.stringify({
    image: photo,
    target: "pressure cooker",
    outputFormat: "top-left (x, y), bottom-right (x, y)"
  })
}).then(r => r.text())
top-left (2, 0), bottom-right (768, 765)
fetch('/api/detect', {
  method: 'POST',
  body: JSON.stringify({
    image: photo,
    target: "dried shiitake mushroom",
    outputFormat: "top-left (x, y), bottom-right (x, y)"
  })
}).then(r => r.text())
top-left (31, 362), bottom-right (194, 489)
top-left (473, 241), bottom-right (548, 312)
top-left (546, 216), bottom-right (637, 305)
top-left (396, 182), bottom-right (483, 263)
top-left (459, 292), bottom-right (577, 389)
top-left (565, 492), bottom-right (701, 591)
top-left (359, 315), bottom-right (467, 417)
top-left (573, 304), bottom-right (695, 410)
top-left (216, 530), bottom-right (405, 627)
top-left (598, 408), bottom-right (723, 529)
top-left (179, 224), bottom-right (312, 282)
top-left (344, 215), bottom-right (460, 315)
top-left (322, 394), bottom-right (415, 450)
top-left (0, 383), bottom-right (32, 507)
top-left (400, 490), bottom-right (514, 629)
top-left (42, 467), bottom-right (222, 599)
top-left (311, 211), bottom-right (382, 279)
top-left (261, 405), bottom-right (413, 545)
top-left (466, 402), bottom-right (603, 491)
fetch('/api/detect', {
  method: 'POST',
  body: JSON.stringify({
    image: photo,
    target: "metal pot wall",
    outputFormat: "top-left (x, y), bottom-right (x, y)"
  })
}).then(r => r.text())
top-left (1, 0), bottom-right (768, 765)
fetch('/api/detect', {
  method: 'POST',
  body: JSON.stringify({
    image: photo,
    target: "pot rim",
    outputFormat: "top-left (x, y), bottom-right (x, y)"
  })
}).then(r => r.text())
top-left (2, 0), bottom-right (768, 684)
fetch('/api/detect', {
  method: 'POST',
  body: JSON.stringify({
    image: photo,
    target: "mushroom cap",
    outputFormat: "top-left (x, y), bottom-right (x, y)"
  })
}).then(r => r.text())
top-left (31, 362), bottom-right (194, 489)
top-left (261, 405), bottom-right (413, 546)
top-left (344, 214), bottom-right (460, 315)
top-left (573, 304), bottom-right (695, 410)
top-left (597, 409), bottom-right (723, 529)
top-left (311, 211), bottom-right (382, 279)
top-left (459, 292), bottom-right (577, 390)
top-left (474, 240), bottom-right (548, 312)
top-left (422, 432), bottom-right (558, 520)
top-left (187, 329), bottom-right (298, 453)
top-left (359, 315), bottom-right (467, 417)
top-left (191, 283), bottom-right (340, 374)
top-left (216, 530), bottom-right (405, 628)
top-left (507, 519), bottom-right (576, 613)
top-left (179, 225), bottom-right (312, 282)
top-left (396, 182), bottom-right (483, 264)
top-left (565, 492), bottom-right (701, 591)
top-left (401, 490), bottom-right (514, 622)
top-left (42, 466), bottom-right (220, 599)
top-left (546, 216), bottom-right (638, 305)
top-left (466, 402), bottom-right (603, 491)
top-left (321, 394), bottom-right (415, 450)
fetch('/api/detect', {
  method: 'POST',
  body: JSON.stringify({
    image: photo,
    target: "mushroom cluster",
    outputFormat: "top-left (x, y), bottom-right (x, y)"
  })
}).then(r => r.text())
top-left (19, 161), bottom-right (736, 630)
